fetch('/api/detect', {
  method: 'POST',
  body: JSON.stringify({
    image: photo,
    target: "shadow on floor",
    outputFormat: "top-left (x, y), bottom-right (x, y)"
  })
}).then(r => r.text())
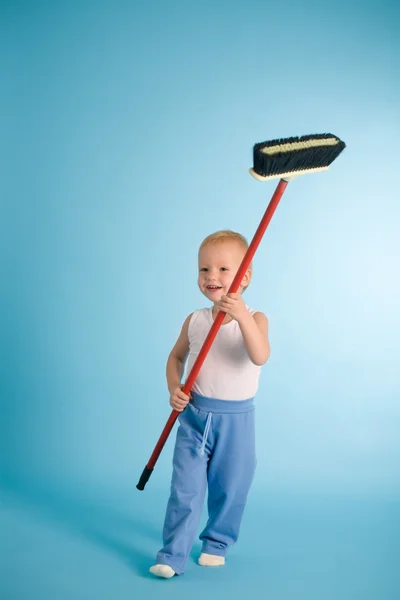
top-left (0, 476), bottom-right (163, 578)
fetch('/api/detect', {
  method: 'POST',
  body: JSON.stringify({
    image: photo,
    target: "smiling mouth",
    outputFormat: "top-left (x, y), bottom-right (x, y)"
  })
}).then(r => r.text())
top-left (206, 286), bottom-right (222, 291)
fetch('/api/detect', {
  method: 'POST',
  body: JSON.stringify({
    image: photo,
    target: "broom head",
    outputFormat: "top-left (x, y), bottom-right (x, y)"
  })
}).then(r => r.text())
top-left (250, 133), bottom-right (346, 181)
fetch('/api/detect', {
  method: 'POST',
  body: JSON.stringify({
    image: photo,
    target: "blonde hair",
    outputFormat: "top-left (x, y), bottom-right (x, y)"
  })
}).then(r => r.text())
top-left (198, 229), bottom-right (252, 292)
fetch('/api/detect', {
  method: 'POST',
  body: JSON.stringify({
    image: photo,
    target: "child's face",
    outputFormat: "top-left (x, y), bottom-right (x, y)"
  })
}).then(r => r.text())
top-left (198, 241), bottom-right (251, 302)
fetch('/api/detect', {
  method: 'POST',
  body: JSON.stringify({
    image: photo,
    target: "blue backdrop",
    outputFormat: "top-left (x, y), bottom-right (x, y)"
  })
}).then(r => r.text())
top-left (1, 1), bottom-right (399, 598)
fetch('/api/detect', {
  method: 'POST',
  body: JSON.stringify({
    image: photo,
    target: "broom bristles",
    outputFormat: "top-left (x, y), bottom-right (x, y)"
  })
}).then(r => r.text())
top-left (252, 133), bottom-right (345, 180)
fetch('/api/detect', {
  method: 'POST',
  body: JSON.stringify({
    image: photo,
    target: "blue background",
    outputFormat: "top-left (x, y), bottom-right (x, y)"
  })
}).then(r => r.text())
top-left (1, 1), bottom-right (399, 598)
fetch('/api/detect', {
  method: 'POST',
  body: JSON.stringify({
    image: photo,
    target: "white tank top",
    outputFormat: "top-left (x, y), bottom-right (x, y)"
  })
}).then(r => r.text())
top-left (185, 304), bottom-right (262, 400)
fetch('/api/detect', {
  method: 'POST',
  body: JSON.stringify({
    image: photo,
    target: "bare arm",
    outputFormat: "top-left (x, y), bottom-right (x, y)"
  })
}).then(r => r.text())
top-left (238, 311), bottom-right (270, 366)
top-left (166, 313), bottom-right (193, 393)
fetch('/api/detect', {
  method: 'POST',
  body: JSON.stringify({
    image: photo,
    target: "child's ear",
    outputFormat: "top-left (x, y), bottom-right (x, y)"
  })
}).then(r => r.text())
top-left (242, 269), bottom-right (252, 286)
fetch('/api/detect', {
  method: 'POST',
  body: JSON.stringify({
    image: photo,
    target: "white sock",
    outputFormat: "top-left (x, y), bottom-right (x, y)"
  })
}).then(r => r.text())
top-left (198, 552), bottom-right (225, 567)
top-left (149, 564), bottom-right (176, 578)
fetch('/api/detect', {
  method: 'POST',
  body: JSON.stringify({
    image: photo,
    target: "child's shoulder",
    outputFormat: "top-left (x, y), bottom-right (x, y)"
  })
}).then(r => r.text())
top-left (188, 306), bottom-right (209, 322)
top-left (245, 304), bottom-right (264, 315)
top-left (246, 305), bottom-right (269, 324)
top-left (181, 307), bottom-right (208, 327)
top-left (184, 307), bottom-right (210, 334)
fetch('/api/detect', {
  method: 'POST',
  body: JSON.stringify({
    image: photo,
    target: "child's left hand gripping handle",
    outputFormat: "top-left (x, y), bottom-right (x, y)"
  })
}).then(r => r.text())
top-left (136, 466), bottom-right (154, 490)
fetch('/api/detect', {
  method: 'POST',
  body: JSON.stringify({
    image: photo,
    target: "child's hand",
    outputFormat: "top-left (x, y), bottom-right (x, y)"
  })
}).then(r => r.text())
top-left (170, 384), bottom-right (192, 412)
top-left (217, 292), bottom-right (249, 323)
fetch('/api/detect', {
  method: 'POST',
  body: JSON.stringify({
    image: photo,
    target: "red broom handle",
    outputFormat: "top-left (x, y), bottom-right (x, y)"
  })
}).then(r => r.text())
top-left (137, 178), bottom-right (289, 490)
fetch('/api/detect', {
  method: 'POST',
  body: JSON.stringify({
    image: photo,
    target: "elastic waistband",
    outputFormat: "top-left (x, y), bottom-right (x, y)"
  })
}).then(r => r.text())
top-left (190, 391), bottom-right (255, 414)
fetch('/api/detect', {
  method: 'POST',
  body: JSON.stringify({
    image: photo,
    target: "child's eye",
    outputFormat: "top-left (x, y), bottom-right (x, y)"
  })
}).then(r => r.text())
top-left (200, 267), bottom-right (228, 272)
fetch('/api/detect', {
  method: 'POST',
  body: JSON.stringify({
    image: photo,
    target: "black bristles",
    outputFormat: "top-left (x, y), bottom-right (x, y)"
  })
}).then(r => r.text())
top-left (253, 133), bottom-right (346, 178)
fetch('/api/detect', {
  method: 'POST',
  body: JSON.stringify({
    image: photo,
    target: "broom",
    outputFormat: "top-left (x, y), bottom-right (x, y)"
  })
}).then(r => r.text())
top-left (137, 132), bottom-right (346, 490)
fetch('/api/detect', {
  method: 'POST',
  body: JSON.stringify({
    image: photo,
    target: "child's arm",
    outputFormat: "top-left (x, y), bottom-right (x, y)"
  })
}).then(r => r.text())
top-left (238, 311), bottom-right (270, 366)
top-left (166, 313), bottom-right (192, 393)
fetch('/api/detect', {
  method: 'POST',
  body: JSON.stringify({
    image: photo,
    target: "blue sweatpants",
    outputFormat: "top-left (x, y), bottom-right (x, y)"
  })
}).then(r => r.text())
top-left (155, 391), bottom-right (257, 575)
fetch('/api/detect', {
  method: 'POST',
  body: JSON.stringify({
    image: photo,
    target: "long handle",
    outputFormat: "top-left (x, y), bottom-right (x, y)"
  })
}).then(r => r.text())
top-left (137, 178), bottom-right (289, 490)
